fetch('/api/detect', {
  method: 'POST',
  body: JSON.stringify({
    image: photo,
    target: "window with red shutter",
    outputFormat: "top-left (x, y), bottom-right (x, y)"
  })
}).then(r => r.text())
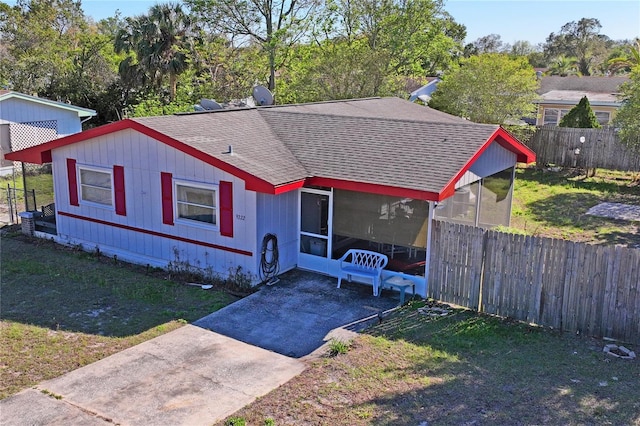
top-left (113, 165), bottom-right (126, 216)
top-left (161, 172), bottom-right (174, 225)
top-left (219, 181), bottom-right (233, 237)
top-left (67, 158), bottom-right (79, 206)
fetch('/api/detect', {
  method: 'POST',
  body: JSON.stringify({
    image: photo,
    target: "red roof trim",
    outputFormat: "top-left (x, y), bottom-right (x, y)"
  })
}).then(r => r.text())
top-left (307, 177), bottom-right (440, 201)
top-left (439, 127), bottom-right (536, 200)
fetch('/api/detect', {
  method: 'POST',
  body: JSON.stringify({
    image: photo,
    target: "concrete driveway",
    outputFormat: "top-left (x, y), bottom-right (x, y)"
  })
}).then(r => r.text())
top-left (0, 270), bottom-right (399, 425)
top-left (194, 269), bottom-right (399, 358)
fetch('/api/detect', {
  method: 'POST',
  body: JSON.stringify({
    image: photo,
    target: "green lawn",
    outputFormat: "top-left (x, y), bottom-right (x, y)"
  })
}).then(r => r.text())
top-left (509, 167), bottom-right (639, 246)
top-left (0, 231), bottom-right (238, 399)
top-left (223, 301), bottom-right (640, 425)
top-left (0, 171), bottom-right (54, 211)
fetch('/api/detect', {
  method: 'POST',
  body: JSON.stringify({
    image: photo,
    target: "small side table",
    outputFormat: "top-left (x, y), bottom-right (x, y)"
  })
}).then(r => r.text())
top-left (381, 275), bottom-right (415, 305)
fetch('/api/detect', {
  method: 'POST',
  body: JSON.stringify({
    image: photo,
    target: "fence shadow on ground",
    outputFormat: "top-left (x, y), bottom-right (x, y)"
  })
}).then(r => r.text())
top-left (357, 306), bottom-right (640, 425)
top-left (524, 192), bottom-right (640, 247)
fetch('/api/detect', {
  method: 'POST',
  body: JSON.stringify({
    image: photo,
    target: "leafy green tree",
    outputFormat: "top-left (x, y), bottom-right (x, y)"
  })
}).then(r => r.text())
top-left (186, 0), bottom-right (318, 96)
top-left (607, 39), bottom-right (640, 75)
top-left (559, 96), bottom-right (601, 128)
top-left (0, 0), bottom-right (88, 96)
top-left (0, 0), bottom-right (120, 123)
top-left (507, 40), bottom-right (537, 57)
top-left (614, 66), bottom-right (640, 150)
top-left (428, 53), bottom-right (539, 125)
top-left (543, 18), bottom-right (610, 76)
top-left (190, 35), bottom-right (267, 102)
top-left (278, 39), bottom-right (400, 103)
top-left (115, 3), bottom-right (197, 102)
top-left (547, 55), bottom-right (579, 76)
top-left (469, 33), bottom-right (503, 54)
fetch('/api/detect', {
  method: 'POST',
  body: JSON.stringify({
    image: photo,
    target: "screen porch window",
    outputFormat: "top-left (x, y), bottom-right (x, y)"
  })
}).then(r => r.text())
top-left (175, 182), bottom-right (217, 225)
top-left (79, 167), bottom-right (112, 206)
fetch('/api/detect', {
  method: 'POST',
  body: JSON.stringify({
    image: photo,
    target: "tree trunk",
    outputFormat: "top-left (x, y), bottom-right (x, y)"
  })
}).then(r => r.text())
top-left (169, 73), bottom-right (177, 102)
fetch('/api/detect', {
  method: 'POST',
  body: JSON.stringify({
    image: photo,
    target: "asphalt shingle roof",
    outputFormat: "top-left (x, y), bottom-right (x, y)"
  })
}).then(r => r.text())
top-left (132, 98), bottom-right (501, 194)
top-left (133, 109), bottom-right (309, 186)
top-left (538, 76), bottom-right (628, 95)
top-left (259, 109), bottom-right (499, 194)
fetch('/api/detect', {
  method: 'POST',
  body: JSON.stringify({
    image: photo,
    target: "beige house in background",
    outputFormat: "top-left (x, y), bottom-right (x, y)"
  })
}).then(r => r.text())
top-left (534, 76), bottom-right (628, 126)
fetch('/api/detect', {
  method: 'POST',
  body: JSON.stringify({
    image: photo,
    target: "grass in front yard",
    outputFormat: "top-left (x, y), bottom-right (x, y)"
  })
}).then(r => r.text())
top-left (509, 167), bottom-right (639, 246)
top-left (0, 231), bottom-right (237, 399)
top-left (224, 301), bottom-right (640, 425)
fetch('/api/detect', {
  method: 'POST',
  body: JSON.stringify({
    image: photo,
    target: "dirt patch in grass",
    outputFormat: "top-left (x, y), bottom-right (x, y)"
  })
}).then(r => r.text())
top-left (509, 168), bottom-right (640, 247)
top-left (224, 301), bottom-right (640, 425)
top-left (0, 231), bottom-right (239, 399)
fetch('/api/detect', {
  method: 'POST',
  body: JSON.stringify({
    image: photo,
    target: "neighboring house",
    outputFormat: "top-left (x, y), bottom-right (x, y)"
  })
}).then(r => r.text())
top-left (6, 98), bottom-right (535, 297)
top-left (534, 76), bottom-right (628, 126)
top-left (408, 77), bottom-right (440, 103)
top-left (0, 90), bottom-right (96, 176)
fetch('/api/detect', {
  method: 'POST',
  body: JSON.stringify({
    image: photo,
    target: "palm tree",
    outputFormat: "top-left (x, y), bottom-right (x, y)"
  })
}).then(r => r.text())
top-left (547, 56), bottom-right (580, 77)
top-left (607, 39), bottom-right (640, 75)
top-left (115, 3), bottom-right (196, 101)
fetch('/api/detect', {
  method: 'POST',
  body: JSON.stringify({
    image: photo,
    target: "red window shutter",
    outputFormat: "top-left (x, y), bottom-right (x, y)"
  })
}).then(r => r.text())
top-left (161, 172), bottom-right (174, 225)
top-left (67, 158), bottom-right (79, 206)
top-left (219, 181), bottom-right (233, 237)
top-left (113, 165), bottom-right (126, 216)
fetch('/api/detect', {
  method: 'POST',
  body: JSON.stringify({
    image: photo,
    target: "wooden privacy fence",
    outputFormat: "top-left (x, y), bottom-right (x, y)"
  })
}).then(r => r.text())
top-left (428, 220), bottom-right (640, 343)
top-left (527, 126), bottom-right (640, 172)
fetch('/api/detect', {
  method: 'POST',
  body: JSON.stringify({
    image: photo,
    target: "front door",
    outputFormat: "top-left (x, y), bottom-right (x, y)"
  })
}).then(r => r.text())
top-left (298, 188), bottom-right (333, 273)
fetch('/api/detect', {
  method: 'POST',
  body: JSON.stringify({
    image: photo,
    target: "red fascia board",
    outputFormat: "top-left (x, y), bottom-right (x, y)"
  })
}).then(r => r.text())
top-left (273, 180), bottom-right (306, 194)
top-left (493, 127), bottom-right (536, 163)
top-left (439, 127), bottom-right (536, 200)
top-left (307, 177), bottom-right (440, 201)
top-left (5, 119), bottom-right (295, 196)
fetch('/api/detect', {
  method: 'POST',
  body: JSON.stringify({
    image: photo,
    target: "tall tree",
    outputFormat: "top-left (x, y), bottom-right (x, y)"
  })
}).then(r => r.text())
top-left (471, 33), bottom-right (503, 54)
top-left (559, 96), bottom-right (600, 128)
top-left (547, 55), bottom-right (579, 76)
top-left (607, 38), bottom-right (640, 75)
top-left (543, 18), bottom-right (610, 76)
top-left (614, 65), bottom-right (640, 151)
top-left (0, 0), bottom-right (119, 119)
top-left (428, 53), bottom-right (539, 125)
top-left (0, 0), bottom-right (87, 96)
top-left (115, 3), bottom-right (197, 102)
top-left (186, 0), bottom-right (318, 95)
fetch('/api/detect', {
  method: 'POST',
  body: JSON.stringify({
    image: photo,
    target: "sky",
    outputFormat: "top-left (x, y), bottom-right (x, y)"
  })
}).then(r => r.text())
top-left (6, 0), bottom-right (640, 45)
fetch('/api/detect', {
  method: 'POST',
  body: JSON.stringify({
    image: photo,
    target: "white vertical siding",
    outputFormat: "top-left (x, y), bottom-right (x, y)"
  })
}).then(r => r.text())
top-left (455, 141), bottom-right (517, 188)
top-left (51, 128), bottom-right (261, 281)
top-left (256, 190), bottom-right (299, 276)
top-left (0, 98), bottom-right (84, 137)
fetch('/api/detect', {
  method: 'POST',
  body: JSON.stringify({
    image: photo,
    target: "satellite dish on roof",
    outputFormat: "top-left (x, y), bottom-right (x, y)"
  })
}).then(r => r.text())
top-left (252, 85), bottom-right (274, 106)
top-left (200, 99), bottom-right (222, 111)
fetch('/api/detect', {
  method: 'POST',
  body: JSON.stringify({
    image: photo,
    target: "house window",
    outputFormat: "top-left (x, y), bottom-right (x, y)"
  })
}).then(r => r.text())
top-left (543, 109), bottom-right (558, 125)
top-left (542, 108), bottom-right (570, 125)
top-left (175, 181), bottom-right (218, 226)
top-left (79, 166), bottom-right (113, 206)
top-left (595, 111), bottom-right (611, 126)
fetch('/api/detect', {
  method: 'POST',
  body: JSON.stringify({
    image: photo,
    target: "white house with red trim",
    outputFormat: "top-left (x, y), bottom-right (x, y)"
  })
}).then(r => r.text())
top-left (0, 90), bottom-right (96, 176)
top-left (7, 98), bottom-right (535, 297)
